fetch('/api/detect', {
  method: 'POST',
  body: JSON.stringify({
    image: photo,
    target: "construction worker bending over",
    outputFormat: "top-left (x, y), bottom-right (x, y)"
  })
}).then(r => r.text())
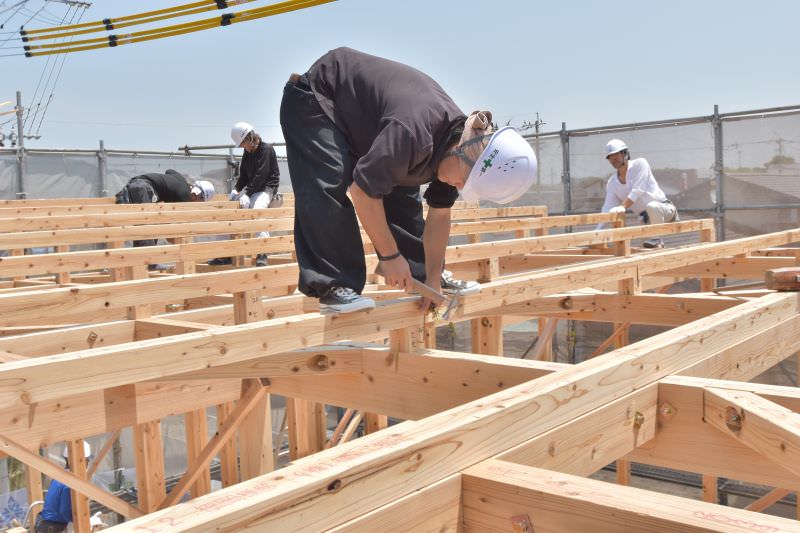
top-left (114, 170), bottom-right (214, 268)
top-left (226, 122), bottom-right (281, 267)
top-left (280, 47), bottom-right (537, 314)
top-left (599, 138), bottom-right (677, 247)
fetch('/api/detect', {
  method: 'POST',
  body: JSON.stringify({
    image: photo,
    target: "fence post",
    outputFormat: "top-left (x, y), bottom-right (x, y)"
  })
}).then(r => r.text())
top-left (227, 147), bottom-right (237, 194)
top-left (98, 139), bottom-right (108, 197)
top-left (15, 91), bottom-right (26, 199)
top-left (712, 104), bottom-right (725, 242)
top-left (560, 121), bottom-right (571, 217)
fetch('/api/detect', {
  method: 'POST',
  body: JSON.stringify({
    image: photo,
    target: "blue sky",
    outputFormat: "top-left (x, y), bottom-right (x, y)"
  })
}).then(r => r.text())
top-left (1, 0), bottom-right (798, 152)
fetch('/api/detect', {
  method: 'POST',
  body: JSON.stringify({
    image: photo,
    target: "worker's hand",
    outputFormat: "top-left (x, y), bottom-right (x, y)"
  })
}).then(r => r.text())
top-left (379, 255), bottom-right (413, 291)
top-left (229, 189), bottom-right (239, 201)
top-left (419, 267), bottom-right (444, 313)
top-left (609, 205), bottom-right (626, 214)
top-left (238, 193), bottom-right (250, 209)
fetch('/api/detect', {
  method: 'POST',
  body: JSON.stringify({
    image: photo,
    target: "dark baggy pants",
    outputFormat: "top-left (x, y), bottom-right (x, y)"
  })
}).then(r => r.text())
top-left (279, 74), bottom-right (425, 298)
top-left (35, 518), bottom-right (68, 533)
top-left (115, 177), bottom-right (158, 247)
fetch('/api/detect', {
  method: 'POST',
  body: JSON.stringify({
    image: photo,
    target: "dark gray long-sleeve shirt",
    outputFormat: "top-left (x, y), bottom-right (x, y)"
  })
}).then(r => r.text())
top-left (308, 47), bottom-right (463, 206)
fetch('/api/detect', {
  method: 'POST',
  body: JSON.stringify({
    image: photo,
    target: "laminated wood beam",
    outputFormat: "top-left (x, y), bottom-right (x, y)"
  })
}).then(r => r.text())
top-left (659, 256), bottom-right (796, 279)
top-left (327, 475), bottom-right (461, 532)
top-left (0, 264), bottom-right (299, 326)
top-left (0, 380), bottom-right (240, 450)
top-left (628, 377), bottom-right (800, 490)
top-left (113, 292), bottom-right (796, 532)
top-left (445, 219), bottom-right (713, 264)
top-left (460, 228), bottom-right (800, 316)
top-left (676, 315), bottom-right (800, 381)
top-left (0, 209), bottom-right (294, 232)
top-left (461, 460), bottom-right (799, 533)
top-left (503, 293), bottom-right (741, 326)
top-left (497, 384), bottom-right (657, 476)
top-left (704, 386), bottom-right (800, 478)
top-left (0, 432), bottom-right (143, 518)
top-left (163, 344), bottom-right (365, 380)
top-left (0, 219), bottom-right (295, 249)
top-left (0, 200), bottom-right (238, 215)
top-left (268, 349), bottom-right (567, 421)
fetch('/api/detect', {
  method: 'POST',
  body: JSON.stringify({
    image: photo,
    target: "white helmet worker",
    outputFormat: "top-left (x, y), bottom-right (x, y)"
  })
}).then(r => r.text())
top-left (605, 138), bottom-right (629, 158)
top-left (230, 122), bottom-right (255, 147)
top-left (460, 127), bottom-right (537, 204)
top-left (190, 180), bottom-right (216, 202)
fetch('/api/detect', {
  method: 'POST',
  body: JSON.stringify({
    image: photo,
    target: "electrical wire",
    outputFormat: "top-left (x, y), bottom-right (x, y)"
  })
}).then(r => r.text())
top-left (32, 6), bottom-right (87, 135)
top-left (25, 0), bottom-right (333, 57)
top-left (0, 0), bottom-right (28, 31)
top-left (25, 2), bottom-right (80, 135)
top-left (22, 0), bottom-right (237, 39)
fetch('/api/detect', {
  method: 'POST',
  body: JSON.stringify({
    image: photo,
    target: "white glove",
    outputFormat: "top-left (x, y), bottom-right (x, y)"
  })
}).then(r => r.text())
top-left (238, 193), bottom-right (250, 209)
top-left (229, 190), bottom-right (239, 201)
top-left (609, 205), bottom-right (626, 214)
top-left (90, 511), bottom-right (107, 529)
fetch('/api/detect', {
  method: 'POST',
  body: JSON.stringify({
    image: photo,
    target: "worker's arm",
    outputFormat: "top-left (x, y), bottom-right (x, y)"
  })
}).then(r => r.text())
top-left (422, 206), bottom-right (451, 309)
top-left (349, 182), bottom-right (413, 290)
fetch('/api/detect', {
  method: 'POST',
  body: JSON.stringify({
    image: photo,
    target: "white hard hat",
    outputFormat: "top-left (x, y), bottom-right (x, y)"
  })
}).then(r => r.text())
top-left (63, 441), bottom-right (92, 459)
top-left (460, 127), bottom-right (537, 204)
top-left (605, 138), bottom-right (629, 157)
top-left (230, 122), bottom-right (254, 147)
top-left (191, 180), bottom-right (215, 202)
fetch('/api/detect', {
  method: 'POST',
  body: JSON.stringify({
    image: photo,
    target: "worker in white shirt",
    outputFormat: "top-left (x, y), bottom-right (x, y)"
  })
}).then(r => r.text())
top-left (599, 139), bottom-right (677, 247)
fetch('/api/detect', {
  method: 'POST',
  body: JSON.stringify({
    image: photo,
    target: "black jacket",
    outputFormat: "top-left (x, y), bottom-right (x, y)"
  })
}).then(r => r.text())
top-left (138, 171), bottom-right (190, 202)
top-left (235, 141), bottom-right (280, 196)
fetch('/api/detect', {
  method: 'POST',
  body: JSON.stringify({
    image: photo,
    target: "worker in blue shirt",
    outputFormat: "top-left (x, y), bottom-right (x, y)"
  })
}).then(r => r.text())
top-left (35, 442), bottom-right (91, 533)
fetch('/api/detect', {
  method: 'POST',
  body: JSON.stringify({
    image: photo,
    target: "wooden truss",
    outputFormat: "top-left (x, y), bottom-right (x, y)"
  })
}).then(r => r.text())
top-left (0, 196), bottom-right (798, 532)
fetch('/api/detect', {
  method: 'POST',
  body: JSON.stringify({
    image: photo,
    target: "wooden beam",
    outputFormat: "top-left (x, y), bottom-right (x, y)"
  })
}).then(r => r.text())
top-left (66, 439), bottom-right (91, 533)
top-left (628, 377), bottom-right (800, 490)
top-left (327, 475), bottom-right (461, 532)
top-left (0, 432), bottom-right (142, 518)
top-left (704, 386), bottom-right (800, 478)
top-left (159, 379), bottom-right (268, 509)
top-left (134, 420), bottom-right (166, 513)
top-left (269, 349), bottom-right (567, 421)
top-left (462, 459), bottom-right (799, 533)
top-left (184, 409), bottom-right (211, 498)
top-left (746, 488), bottom-right (791, 512)
top-left (498, 385), bottom-right (657, 476)
top-left (113, 292), bottom-right (795, 531)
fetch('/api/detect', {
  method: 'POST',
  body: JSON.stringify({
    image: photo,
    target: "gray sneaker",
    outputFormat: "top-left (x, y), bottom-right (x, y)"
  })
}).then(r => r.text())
top-left (441, 270), bottom-right (481, 295)
top-left (642, 238), bottom-right (665, 249)
top-left (319, 287), bottom-right (376, 314)
top-left (255, 253), bottom-right (268, 267)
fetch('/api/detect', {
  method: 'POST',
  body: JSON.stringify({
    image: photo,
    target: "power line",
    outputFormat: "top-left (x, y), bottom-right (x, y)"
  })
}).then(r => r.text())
top-left (24, 2), bottom-right (74, 132)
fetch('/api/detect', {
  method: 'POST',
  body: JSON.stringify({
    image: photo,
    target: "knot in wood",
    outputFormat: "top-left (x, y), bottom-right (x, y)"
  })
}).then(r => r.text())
top-left (560, 296), bottom-right (573, 310)
top-left (310, 354), bottom-right (329, 371)
top-left (725, 406), bottom-right (743, 432)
